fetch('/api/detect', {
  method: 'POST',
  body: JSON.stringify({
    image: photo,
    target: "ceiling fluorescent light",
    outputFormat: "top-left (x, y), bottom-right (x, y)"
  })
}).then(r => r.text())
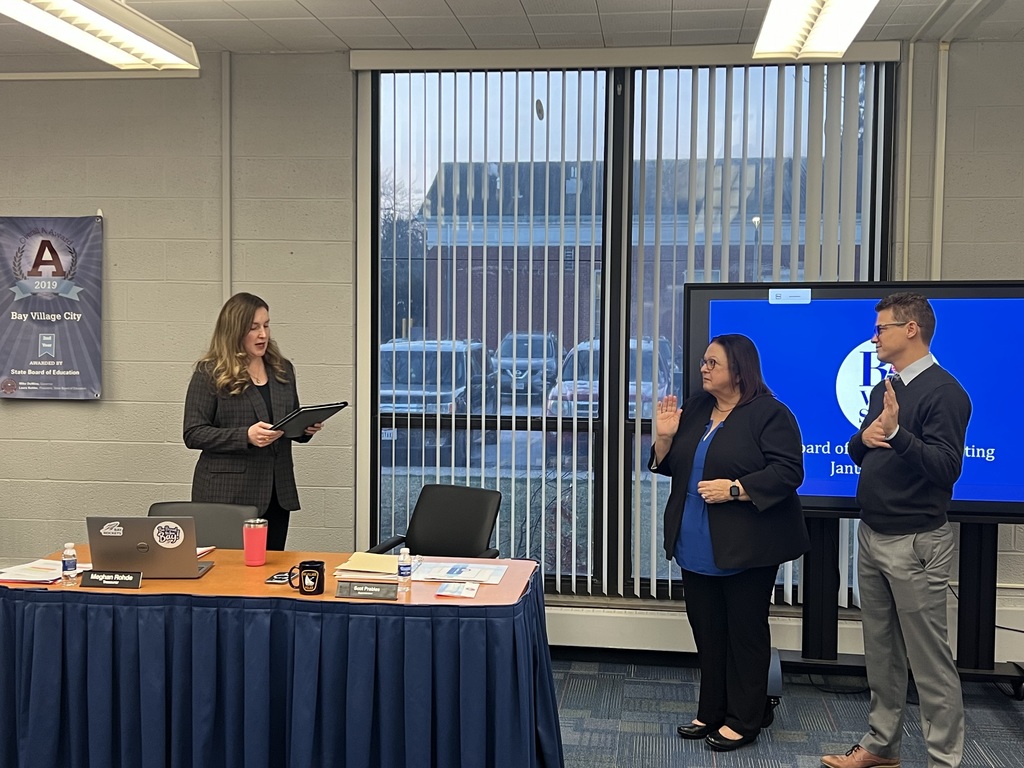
top-left (753, 0), bottom-right (881, 60)
top-left (0, 0), bottom-right (199, 71)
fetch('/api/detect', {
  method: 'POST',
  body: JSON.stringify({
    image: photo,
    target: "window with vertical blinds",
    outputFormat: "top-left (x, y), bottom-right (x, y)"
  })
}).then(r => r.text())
top-left (630, 61), bottom-right (895, 601)
top-left (373, 59), bottom-right (895, 602)
top-left (375, 70), bottom-right (608, 592)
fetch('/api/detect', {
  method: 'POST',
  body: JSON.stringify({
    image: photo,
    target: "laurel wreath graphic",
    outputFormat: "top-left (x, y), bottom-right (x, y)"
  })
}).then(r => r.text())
top-left (13, 245), bottom-right (26, 281)
top-left (66, 245), bottom-right (78, 280)
top-left (10, 242), bottom-right (77, 282)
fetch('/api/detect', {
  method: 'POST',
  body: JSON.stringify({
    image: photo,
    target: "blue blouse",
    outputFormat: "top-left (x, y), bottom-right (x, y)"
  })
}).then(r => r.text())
top-left (674, 420), bottom-right (743, 576)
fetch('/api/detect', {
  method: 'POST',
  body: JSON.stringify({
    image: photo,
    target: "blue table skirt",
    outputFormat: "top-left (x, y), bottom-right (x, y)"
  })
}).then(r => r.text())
top-left (0, 570), bottom-right (564, 768)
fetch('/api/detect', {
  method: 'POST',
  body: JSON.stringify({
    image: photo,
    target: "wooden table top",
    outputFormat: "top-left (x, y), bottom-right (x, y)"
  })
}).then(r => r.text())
top-left (17, 548), bottom-right (536, 606)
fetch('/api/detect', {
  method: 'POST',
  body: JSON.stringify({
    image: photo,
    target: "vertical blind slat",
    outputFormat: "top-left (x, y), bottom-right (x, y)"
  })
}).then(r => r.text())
top-left (840, 65), bottom-right (861, 281)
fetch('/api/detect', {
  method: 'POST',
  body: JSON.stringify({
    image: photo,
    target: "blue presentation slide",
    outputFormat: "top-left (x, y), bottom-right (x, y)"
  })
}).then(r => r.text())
top-left (707, 297), bottom-right (1017, 504)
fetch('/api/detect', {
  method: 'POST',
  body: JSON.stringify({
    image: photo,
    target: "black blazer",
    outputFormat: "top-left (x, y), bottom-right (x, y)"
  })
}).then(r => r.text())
top-left (183, 360), bottom-right (308, 513)
top-left (650, 392), bottom-right (809, 570)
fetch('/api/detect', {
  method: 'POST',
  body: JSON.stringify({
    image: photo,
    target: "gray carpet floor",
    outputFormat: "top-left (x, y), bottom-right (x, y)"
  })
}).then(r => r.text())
top-left (552, 656), bottom-right (1024, 767)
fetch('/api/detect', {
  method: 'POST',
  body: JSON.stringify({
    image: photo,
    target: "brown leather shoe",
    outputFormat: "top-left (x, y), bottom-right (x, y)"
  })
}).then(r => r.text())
top-left (821, 745), bottom-right (900, 768)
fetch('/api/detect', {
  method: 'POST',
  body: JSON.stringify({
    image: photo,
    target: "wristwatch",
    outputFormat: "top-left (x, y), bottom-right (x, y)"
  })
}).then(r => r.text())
top-left (729, 481), bottom-right (740, 499)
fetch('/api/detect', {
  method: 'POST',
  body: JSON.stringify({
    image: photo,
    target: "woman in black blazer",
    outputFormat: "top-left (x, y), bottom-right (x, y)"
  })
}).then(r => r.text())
top-left (183, 293), bottom-right (321, 550)
top-left (650, 334), bottom-right (808, 752)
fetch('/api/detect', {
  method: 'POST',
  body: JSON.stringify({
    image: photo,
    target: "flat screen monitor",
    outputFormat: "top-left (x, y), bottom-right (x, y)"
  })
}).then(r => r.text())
top-left (684, 281), bottom-right (1024, 519)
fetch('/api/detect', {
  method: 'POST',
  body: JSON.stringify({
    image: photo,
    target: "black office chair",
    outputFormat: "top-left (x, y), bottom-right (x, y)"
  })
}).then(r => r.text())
top-left (369, 484), bottom-right (502, 558)
top-left (147, 501), bottom-right (259, 549)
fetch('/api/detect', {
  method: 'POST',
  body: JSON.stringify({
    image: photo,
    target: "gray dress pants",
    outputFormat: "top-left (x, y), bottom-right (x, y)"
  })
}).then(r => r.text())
top-left (857, 521), bottom-right (965, 768)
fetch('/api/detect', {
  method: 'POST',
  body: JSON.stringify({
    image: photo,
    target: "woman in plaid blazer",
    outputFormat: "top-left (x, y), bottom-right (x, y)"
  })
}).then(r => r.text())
top-left (183, 293), bottom-right (321, 549)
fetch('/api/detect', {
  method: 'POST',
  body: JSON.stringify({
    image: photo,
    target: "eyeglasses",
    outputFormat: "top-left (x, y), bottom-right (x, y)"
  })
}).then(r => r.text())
top-left (698, 358), bottom-right (719, 371)
top-left (873, 322), bottom-right (909, 336)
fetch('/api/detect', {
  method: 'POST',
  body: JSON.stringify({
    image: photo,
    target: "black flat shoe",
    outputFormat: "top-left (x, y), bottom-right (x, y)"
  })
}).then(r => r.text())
top-left (677, 722), bottom-right (716, 739)
top-left (705, 729), bottom-right (758, 752)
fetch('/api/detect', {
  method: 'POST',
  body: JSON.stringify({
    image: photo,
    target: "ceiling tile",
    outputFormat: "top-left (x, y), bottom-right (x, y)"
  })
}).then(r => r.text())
top-left (292, 0), bottom-right (383, 17)
top-left (446, 0), bottom-right (527, 15)
top-left (459, 16), bottom-right (535, 35)
top-left (321, 17), bottom-right (399, 36)
top-left (598, 0), bottom-right (670, 10)
top-left (604, 30), bottom-right (671, 46)
top-left (126, 1), bottom-right (246, 21)
top-left (389, 16), bottom-right (466, 35)
top-left (254, 18), bottom-right (343, 49)
top-left (468, 34), bottom-right (541, 49)
top-left (600, 11), bottom-right (672, 33)
top-left (535, 32), bottom-right (605, 47)
top-left (887, 4), bottom-right (945, 25)
top-left (337, 34), bottom-right (409, 49)
top-left (673, 0), bottom-right (748, 9)
top-left (672, 9), bottom-right (746, 30)
top-left (371, 0), bottom-right (454, 18)
top-left (226, 1), bottom-right (314, 20)
top-left (736, 26), bottom-right (758, 44)
top-left (521, 0), bottom-right (599, 15)
top-left (532, 14), bottom-right (603, 34)
top-left (401, 34), bottom-right (475, 49)
top-left (177, 18), bottom-right (285, 50)
top-left (858, 24), bottom-right (886, 41)
top-left (671, 28), bottom-right (742, 45)
top-left (878, 22), bottom-right (930, 40)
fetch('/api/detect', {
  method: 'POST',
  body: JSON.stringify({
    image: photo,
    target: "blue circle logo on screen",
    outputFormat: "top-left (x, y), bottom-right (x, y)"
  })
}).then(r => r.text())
top-left (835, 340), bottom-right (891, 430)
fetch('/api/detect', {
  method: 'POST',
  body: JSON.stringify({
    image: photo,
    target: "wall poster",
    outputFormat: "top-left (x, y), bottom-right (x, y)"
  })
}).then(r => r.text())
top-left (0, 216), bottom-right (103, 400)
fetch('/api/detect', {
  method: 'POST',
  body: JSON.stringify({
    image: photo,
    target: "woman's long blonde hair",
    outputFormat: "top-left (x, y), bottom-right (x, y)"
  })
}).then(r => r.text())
top-left (196, 292), bottom-right (289, 396)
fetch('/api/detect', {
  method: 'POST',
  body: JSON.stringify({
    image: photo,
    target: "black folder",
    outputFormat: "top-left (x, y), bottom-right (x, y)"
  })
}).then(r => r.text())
top-left (271, 401), bottom-right (348, 438)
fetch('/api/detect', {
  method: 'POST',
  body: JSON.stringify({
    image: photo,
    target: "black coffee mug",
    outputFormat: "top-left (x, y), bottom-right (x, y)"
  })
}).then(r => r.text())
top-left (288, 560), bottom-right (325, 596)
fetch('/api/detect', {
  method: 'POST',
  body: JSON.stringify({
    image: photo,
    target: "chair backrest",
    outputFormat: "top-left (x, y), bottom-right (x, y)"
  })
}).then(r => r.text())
top-left (147, 501), bottom-right (259, 549)
top-left (403, 484), bottom-right (501, 557)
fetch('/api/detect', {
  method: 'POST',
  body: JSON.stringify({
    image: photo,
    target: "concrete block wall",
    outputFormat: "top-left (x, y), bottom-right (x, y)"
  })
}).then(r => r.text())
top-left (0, 41), bottom-right (1021, 656)
top-left (0, 52), bottom-right (356, 564)
top-left (900, 41), bottom-right (1024, 647)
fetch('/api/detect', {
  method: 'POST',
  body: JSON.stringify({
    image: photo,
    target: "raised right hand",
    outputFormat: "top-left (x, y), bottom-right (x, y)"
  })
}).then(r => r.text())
top-left (654, 395), bottom-right (683, 439)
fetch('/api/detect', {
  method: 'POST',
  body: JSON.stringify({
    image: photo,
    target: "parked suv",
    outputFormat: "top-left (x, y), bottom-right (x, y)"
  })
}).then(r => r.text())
top-left (494, 332), bottom-right (564, 400)
top-left (378, 339), bottom-right (498, 466)
top-left (545, 338), bottom-right (672, 467)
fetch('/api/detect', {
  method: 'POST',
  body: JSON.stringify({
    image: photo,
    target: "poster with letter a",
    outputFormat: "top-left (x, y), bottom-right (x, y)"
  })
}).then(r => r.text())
top-left (0, 216), bottom-right (103, 400)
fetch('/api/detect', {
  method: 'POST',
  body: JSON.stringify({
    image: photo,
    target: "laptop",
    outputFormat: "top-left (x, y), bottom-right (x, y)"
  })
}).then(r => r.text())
top-left (86, 516), bottom-right (215, 579)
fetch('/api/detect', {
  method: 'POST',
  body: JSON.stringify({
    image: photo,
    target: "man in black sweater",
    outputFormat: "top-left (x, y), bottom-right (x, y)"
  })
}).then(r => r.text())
top-left (822, 293), bottom-right (971, 768)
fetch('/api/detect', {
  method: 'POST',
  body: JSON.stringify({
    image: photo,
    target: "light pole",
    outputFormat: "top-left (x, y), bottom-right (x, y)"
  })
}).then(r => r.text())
top-left (752, 215), bottom-right (762, 281)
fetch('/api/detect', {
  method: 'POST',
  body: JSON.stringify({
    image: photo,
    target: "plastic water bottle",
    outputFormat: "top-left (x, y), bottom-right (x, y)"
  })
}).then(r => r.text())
top-left (61, 542), bottom-right (78, 587)
top-left (397, 547), bottom-right (412, 594)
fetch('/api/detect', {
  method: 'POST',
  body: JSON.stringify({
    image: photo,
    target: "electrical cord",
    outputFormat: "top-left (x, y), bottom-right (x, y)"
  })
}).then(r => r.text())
top-left (947, 583), bottom-right (1024, 635)
top-left (946, 584), bottom-right (1024, 699)
top-left (792, 673), bottom-right (869, 696)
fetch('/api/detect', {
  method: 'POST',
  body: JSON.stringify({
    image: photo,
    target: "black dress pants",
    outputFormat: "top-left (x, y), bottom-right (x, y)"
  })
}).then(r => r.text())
top-left (263, 486), bottom-right (291, 551)
top-left (682, 564), bottom-right (778, 735)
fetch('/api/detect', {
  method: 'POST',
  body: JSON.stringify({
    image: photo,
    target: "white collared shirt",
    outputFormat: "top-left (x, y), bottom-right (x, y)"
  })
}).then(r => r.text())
top-left (885, 353), bottom-right (935, 439)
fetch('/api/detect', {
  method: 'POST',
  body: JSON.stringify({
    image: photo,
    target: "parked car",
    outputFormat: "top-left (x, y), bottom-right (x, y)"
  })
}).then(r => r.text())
top-left (657, 336), bottom-right (686, 398)
top-left (494, 331), bottom-right (564, 400)
top-left (378, 339), bottom-right (498, 466)
top-left (545, 338), bottom-right (672, 467)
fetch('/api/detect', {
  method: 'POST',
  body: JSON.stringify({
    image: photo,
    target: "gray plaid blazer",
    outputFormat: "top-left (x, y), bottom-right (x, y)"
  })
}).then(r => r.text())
top-left (183, 360), bottom-right (307, 513)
